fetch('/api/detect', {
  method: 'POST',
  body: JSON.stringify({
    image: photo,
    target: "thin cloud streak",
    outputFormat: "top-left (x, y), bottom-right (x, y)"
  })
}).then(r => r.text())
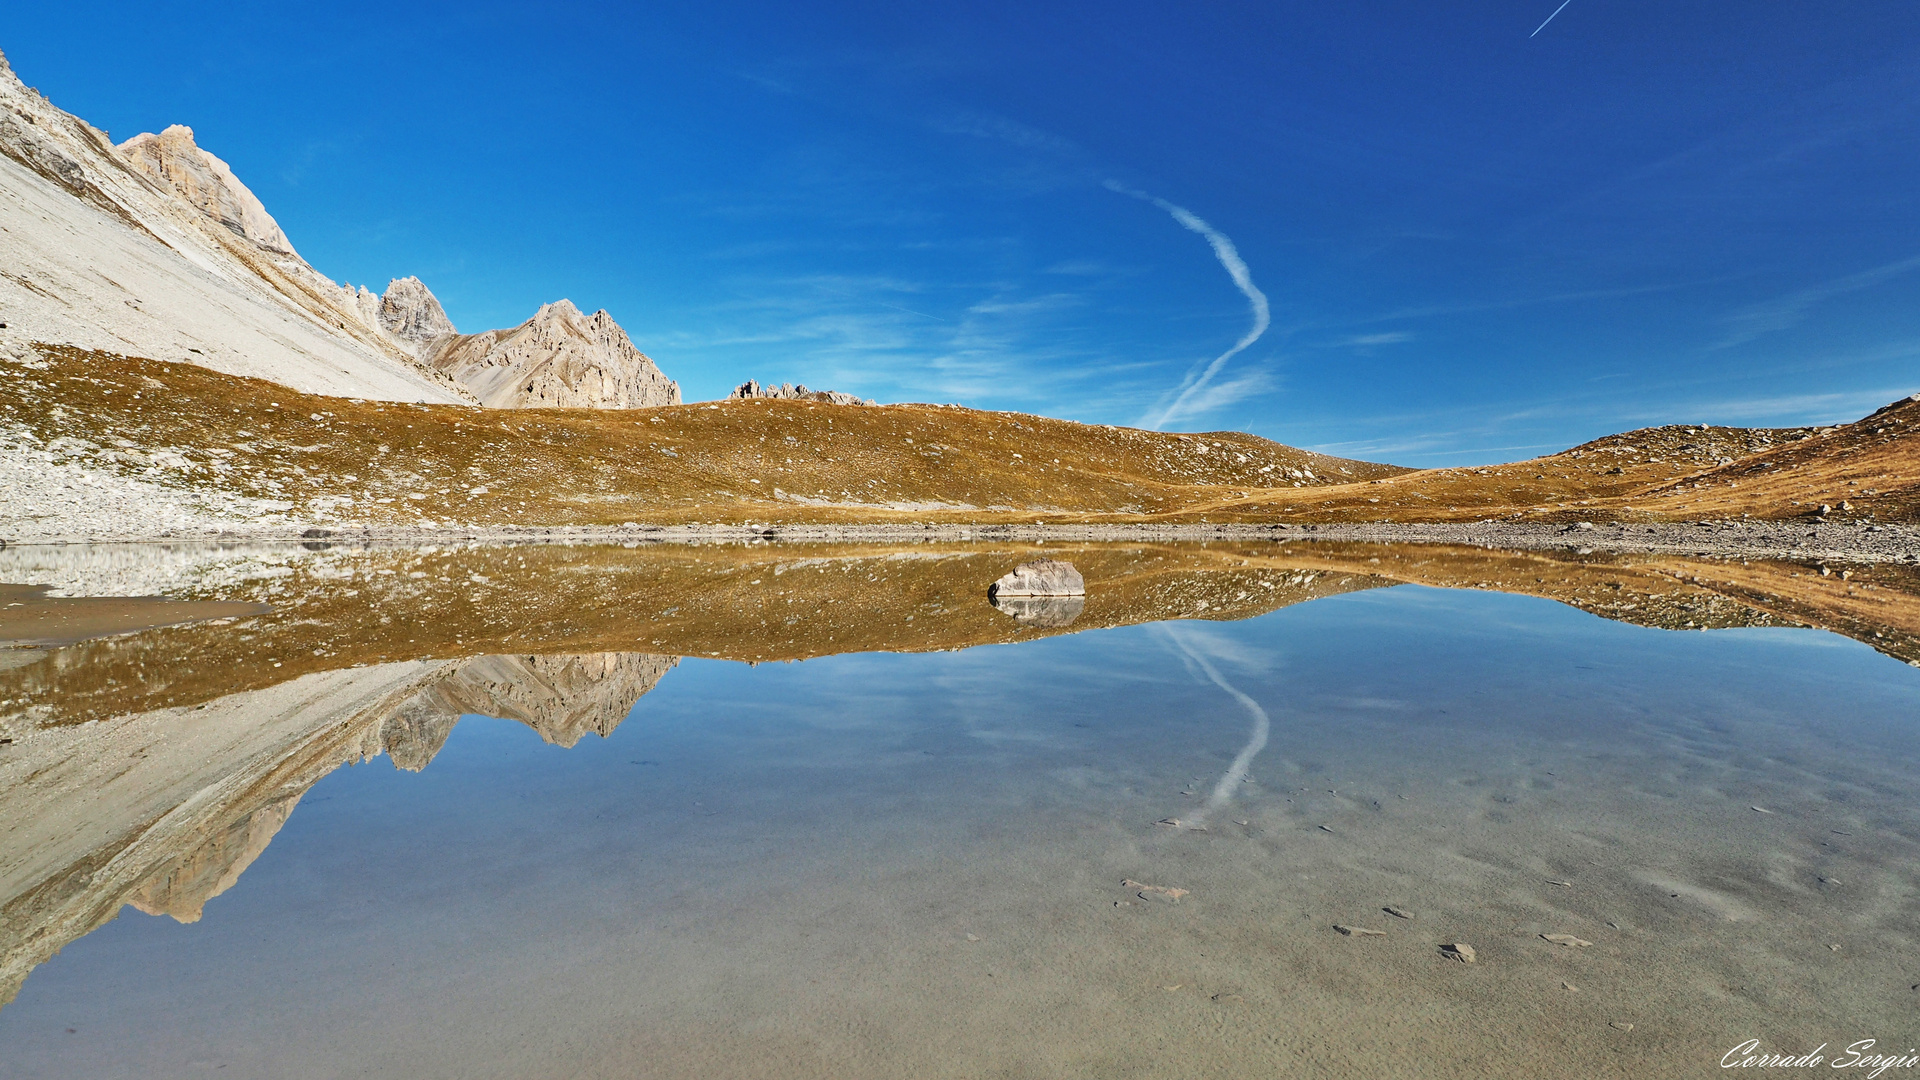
top-left (1107, 181), bottom-right (1272, 429)
top-left (1715, 253), bottom-right (1920, 348)
top-left (1530, 0), bottom-right (1574, 38)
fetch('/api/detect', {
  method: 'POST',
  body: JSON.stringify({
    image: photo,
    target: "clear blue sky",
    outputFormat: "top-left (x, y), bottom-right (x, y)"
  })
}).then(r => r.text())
top-left (8, 2), bottom-right (1919, 464)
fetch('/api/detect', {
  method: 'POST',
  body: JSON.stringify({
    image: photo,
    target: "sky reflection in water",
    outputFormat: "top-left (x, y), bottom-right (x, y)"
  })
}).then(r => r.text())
top-left (3, 568), bottom-right (1919, 1078)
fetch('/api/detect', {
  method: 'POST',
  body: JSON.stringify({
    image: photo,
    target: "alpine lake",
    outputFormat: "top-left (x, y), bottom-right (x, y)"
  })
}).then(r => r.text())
top-left (2, 537), bottom-right (1917, 1079)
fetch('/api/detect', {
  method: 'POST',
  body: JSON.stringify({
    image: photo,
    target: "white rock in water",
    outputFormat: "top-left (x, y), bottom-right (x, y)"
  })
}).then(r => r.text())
top-left (989, 559), bottom-right (1085, 598)
top-left (991, 594), bottom-right (1085, 627)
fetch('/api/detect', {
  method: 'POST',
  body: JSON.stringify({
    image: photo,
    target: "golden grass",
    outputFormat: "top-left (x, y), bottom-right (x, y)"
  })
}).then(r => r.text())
top-left (2, 347), bottom-right (1401, 530)
top-left (6, 347), bottom-right (1913, 529)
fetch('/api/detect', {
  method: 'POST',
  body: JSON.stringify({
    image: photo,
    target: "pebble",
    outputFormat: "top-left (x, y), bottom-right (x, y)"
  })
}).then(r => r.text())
top-left (1123, 879), bottom-right (1190, 903)
top-left (1442, 943), bottom-right (1476, 964)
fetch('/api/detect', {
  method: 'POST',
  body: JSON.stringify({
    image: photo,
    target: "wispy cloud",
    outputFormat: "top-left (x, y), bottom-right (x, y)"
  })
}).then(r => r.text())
top-left (1336, 331), bottom-right (1414, 348)
top-left (1619, 387), bottom-right (1919, 425)
top-left (1529, 0), bottom-right (1575, 37)
top-left (934, 111), bottom-right (1083, 158)
top-left (1155, 370), bottom-right (1276, 427)
top-left (1715, 254), bottom-right (1920, 348)
top-left (1366, 278), bottom-right (1720, 324)
top-left (644, 271), bottom-right (1142, 409)
top-left (1106, 182), bottom-right (1272, 429)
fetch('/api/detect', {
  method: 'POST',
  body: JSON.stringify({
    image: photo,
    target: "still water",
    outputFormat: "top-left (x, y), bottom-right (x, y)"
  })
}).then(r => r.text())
top-left (2, 541), bottom-right (1917, 1078)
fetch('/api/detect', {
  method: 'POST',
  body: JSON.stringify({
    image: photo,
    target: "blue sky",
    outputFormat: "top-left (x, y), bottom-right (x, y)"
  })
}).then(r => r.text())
top-left (8, 2), bottom-right (1920, 464)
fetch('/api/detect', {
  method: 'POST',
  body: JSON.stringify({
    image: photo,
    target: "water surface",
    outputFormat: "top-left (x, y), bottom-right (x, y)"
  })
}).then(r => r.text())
top-left (2, 541), bottom-right (1917, 1078)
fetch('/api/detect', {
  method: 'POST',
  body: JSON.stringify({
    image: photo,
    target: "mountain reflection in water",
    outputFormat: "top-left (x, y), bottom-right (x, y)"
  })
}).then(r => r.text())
top-left (1, 537), bottom-right (1917, 1034)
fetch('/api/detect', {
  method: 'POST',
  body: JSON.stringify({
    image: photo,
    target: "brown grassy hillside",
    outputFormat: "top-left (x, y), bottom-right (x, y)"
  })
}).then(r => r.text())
top-left (5, 346), bottom-right (1914, 530)
top-left (1, 347), bottom-right (1400, 531)
top-left (1179, 397), bottom-right (1920, 525)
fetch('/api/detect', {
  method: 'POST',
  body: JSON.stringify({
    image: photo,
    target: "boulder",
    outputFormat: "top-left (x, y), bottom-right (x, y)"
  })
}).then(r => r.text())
top-left (988, 559), bottom-right (1085, 598)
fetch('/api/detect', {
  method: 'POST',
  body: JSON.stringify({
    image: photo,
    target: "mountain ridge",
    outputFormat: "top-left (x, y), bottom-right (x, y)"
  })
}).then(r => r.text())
top-left (0, 48), bottom-right (675, 411)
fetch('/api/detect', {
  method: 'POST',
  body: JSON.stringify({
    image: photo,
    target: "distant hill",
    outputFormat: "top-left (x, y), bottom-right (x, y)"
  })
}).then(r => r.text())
top-left (1195, 397), bottom-right (1920, 526)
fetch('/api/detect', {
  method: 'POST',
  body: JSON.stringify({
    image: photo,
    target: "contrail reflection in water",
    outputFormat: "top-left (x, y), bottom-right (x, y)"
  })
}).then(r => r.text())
top-left (1158, 624), bottom-right (1271, 829)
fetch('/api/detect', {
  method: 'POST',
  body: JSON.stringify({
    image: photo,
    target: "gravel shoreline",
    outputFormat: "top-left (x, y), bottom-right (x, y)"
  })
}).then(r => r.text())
top-left (5, 519), bottom-right (1916, 563)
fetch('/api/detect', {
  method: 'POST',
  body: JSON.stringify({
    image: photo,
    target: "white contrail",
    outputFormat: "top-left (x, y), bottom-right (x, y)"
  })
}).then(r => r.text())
top-left (1161, 626), bottom-right (1271, 830)
top-left (1530, 0), bottom-right (1573, 37)
top-left (1107, 182), bottom-right (1270, 429)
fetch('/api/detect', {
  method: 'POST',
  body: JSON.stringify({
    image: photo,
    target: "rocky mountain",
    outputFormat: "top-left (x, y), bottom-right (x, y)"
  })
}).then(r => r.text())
top-left (0, 48), bottom-right (675, 411)
top-left (116, 125), bottom-right (300, 256)
top-left (425, 298), bottom-right (681, 410)
top-left (367, 275), bottom-right (457, 359)
top-left (0, 51), bottom-right (466, 403)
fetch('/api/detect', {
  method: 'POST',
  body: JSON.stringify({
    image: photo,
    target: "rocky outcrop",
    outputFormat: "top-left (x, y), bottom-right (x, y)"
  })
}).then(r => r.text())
top-left (115, 125), bottom-right (297, 255)
top-left (988, 559), bottom-right (1086, 598)
top-left (427, 299), bottom-right (680, 409)
top-left (374, 275), bottom-right (456, 359)
top-left (730, 379), bottom-right (872, 406)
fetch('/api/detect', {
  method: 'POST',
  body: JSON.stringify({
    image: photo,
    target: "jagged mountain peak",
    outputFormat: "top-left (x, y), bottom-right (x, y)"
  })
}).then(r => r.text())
top-left (378, 275), bottom-right (456, 355)
top-left (115, 124), bottom-right (298, 256)
top-left (429, 297), bottom-right (680, 409)
top-left (0, 50), bottom-right (469, 403)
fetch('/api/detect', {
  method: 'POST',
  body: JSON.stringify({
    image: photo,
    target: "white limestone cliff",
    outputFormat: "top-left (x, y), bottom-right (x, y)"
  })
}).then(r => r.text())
top-left (0, 48), bottom-right (678, 411)
top-left (116, 125), bottom-right (298, 256)
top-left (0, 49), bottom-right (468, 403)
